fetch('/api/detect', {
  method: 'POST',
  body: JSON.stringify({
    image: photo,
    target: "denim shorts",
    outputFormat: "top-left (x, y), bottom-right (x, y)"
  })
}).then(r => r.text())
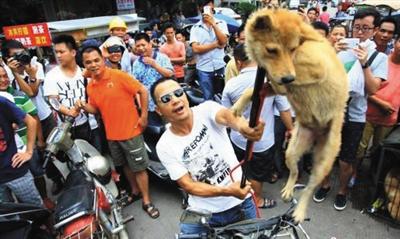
top-left (180, 197), bottom-right (256, 235)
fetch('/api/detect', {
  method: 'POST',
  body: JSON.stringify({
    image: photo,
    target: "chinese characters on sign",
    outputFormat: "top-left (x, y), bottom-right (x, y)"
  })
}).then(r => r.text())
top-left (116, 0), bottom-right (135, 10)
top-left (3, 23), bottom-right (52, 47)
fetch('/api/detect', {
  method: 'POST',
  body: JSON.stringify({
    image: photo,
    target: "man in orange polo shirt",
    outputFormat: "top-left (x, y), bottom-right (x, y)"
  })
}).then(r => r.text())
top-left (75, 46), bottom-right (160, 219)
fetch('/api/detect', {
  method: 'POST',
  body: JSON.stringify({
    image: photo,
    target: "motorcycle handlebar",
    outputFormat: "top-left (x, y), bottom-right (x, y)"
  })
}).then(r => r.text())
top-left (42, 151), bottom-right (53, 169)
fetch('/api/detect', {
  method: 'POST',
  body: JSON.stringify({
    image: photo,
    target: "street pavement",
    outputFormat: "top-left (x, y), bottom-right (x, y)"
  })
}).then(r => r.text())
top-left (123, 166), bottom-right (400, 239)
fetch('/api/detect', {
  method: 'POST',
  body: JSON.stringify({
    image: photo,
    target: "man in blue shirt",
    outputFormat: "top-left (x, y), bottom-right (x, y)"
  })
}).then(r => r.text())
top-left (0, 95), bottom-right (42, 206)
top-left (132, 33), bottom-right (174, 112)
top-left (190, 0), bottom-right (229, 100)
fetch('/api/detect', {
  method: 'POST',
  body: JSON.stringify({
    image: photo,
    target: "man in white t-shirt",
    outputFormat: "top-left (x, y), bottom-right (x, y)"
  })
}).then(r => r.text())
top-left (152, 78), bottom-right (265, 235)
top-left (43, 35), bottom-right (100, 148)
top-left (222, 44), bottom-right (293, 209)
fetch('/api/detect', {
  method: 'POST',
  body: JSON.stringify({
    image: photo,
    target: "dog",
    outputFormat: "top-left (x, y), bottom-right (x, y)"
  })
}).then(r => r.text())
top-left (232, 9), bottom-right (349, 222)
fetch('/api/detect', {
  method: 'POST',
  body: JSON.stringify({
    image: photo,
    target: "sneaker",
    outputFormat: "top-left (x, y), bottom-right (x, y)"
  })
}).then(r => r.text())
top-left (334, 194), bottom-right (347, 211)
top-left (313, 187), bottom-right (331, 203)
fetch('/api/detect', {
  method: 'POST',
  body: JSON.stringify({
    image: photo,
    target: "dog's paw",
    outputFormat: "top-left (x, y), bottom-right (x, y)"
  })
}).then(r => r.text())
top-left (281, 185), bottom-right (294, 202)
top-left (292, 205), bottom-right (306, 223)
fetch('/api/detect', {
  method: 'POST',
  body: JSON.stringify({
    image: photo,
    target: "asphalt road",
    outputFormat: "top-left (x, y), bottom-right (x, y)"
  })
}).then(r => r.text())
top-left (123, 167), bottom-right (400, 239)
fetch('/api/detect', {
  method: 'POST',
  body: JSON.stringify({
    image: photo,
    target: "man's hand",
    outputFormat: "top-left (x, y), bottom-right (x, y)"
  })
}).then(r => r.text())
top-left (202, 13), bottom-right (216, 26)
top-left (7, 58), bottom-right (21, 73)
top-left (353, 45), bottom-right (369, 65)
top-left (68, 107), bottom-right (80, 118)
top-left (24, 64), bottom-right (38, 79)
top-left (143, 57), bottom-right (156, 67)
top-left (136, 116), bottom-right (148, 129)
top-left (74, 99), bottom-right (86, 111)
top-left (379, 101), bottom-right (395, 115)
top-left (334, 38), bottom-right (348, 52)
top-left (237, 118), bottom-right (265, 141)
top-left (12, 151), bottom-right (33, 168)
top-left (226, 181), bottom-right (252, 200)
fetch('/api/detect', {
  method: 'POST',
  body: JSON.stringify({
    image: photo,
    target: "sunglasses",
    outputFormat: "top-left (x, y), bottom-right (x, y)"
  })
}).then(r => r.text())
top-left (107, 45), bottom-right (123, 54)
top-left (159, 88), bottom-right (184, 104)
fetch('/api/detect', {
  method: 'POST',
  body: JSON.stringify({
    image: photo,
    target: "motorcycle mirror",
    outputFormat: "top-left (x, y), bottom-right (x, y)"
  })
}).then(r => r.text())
top-left (49, 98), bottom-right (61, 111)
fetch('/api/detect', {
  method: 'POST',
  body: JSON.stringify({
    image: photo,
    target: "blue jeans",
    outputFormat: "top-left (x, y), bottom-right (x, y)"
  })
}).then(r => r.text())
top-left (197, 67), bottom-right (225, 100)
top-left (180, 197), bottom-right (256, 235)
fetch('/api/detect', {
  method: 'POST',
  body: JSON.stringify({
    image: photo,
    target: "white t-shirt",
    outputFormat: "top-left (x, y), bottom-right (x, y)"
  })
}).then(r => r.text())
top-left (156, 101), bottom-right (245, 213)
top-left (221, 67), bottom-right (290, 152)
top-left (43, 66), bottom-right (97, 128)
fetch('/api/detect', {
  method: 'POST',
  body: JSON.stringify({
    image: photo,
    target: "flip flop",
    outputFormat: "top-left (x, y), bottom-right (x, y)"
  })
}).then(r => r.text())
top-left (142, 203), bottom-right (160, 219)
top-left (258, 198), bottom-right (277, 209)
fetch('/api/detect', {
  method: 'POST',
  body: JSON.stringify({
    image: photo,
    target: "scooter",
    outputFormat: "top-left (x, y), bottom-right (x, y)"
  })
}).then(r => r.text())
top-left (43, 98), bottom-right (133, 239)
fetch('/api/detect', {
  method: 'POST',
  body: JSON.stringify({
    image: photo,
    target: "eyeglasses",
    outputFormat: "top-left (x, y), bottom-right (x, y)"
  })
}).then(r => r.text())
top-left (353, 25), bottom-right (374, 32)
top-left (107, 45), bottom-right (123, 54)
top-left (159, 88), bottom-right (184, 104)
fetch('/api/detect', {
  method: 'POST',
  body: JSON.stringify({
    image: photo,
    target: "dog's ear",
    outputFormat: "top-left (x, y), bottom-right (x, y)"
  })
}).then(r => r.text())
top-left (299, 22), bottom-right (322, 43)
top-left (252, 14), bottom-right (273, 32)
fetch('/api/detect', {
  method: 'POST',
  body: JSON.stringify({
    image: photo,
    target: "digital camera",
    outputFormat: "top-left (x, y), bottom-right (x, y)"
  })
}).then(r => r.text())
top-left (13, 51), bottom-right (31, 65)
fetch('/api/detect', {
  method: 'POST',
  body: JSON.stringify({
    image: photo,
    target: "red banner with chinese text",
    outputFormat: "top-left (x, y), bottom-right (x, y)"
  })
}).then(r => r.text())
top-left (3, 23), bottom-right (52, 47)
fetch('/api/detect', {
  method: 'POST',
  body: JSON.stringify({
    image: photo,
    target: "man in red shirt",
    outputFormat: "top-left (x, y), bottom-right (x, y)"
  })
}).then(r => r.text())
top-left (75, 46), bottom-right (160, 219)
top-left (160, 22), bottom-right (186, 82)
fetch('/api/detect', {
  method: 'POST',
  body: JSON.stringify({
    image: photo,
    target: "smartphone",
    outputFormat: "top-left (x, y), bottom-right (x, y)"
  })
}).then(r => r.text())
top-left (298, 4), bottom-right (305, 12)
top-left (342, 38), bottom-right (360, 49)
top-left (203, 6), bottom-right (211, 15)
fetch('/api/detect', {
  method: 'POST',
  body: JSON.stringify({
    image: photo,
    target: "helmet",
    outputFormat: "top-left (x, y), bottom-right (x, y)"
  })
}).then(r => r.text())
top-left (109, 17), bottom-right (127, 31)
top-left (87, 155), bottom-right (111, 185)
top-left (87, 155), bottom-right (110, 176)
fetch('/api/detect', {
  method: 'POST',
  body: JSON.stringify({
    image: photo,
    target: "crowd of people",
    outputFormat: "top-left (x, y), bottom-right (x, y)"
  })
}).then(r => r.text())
top-left (0, 0), bottom-right (399, 235)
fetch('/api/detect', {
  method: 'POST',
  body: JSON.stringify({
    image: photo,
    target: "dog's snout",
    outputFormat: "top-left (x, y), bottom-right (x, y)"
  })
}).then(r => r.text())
top-left (281, 75), bottom-right (295, 84)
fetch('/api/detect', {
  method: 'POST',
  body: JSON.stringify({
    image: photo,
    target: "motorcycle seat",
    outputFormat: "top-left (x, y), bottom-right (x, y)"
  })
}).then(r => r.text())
top-left (54, 184), bottom-right (96, 228)
top-left (54, 171), bottom-right (96, 228)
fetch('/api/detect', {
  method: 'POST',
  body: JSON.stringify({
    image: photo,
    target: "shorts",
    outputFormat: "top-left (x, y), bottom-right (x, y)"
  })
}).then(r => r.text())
top-left (338, 121), bottom-right (365, 164)
top-left (108, 135), bottom-right (149, 172)
top-left (233, 144), bottom-right (275, 182)
top-left (0, 171), bottom-right (42, 206)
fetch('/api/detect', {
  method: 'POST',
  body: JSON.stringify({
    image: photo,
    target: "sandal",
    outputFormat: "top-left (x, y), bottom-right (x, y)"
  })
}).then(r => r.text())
top-left (118, 190), bottom-right (142, 207)
top-left (142, 203), bottom-right (160, 219)
top-left (258, 198), bottom-right (277, 209)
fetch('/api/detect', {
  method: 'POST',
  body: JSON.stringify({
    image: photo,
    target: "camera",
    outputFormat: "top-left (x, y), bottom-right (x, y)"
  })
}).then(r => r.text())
top-left (13, 51), bottom-right (31, 65)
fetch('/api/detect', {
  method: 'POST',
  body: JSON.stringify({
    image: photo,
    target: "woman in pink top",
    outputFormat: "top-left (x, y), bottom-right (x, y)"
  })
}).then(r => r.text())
top-left (356, 36), bottom-right (400, 161)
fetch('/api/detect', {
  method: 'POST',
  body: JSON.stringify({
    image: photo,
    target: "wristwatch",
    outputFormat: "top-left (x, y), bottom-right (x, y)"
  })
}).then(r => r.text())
top-left (361, 62), bottom-right (369, 69)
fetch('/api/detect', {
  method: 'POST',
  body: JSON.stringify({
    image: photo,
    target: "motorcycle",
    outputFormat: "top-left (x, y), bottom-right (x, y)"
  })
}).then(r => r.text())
top-left (43, 98), bottom-right (133, 239)
top-left (0, 202), bottom-right (53, 239)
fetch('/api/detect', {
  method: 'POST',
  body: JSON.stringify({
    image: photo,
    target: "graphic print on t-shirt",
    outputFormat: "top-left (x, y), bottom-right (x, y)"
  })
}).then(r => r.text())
top-left (57, 78), bottom-right (86, 122)
top-left (182, 124), bottom-right (231, 186)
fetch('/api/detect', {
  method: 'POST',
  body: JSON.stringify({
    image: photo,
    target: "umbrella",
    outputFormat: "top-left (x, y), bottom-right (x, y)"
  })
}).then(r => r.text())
top-left (357, 0), bottom-right (400, 10)
top-left (184, 13), bottom-right (240, 34)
